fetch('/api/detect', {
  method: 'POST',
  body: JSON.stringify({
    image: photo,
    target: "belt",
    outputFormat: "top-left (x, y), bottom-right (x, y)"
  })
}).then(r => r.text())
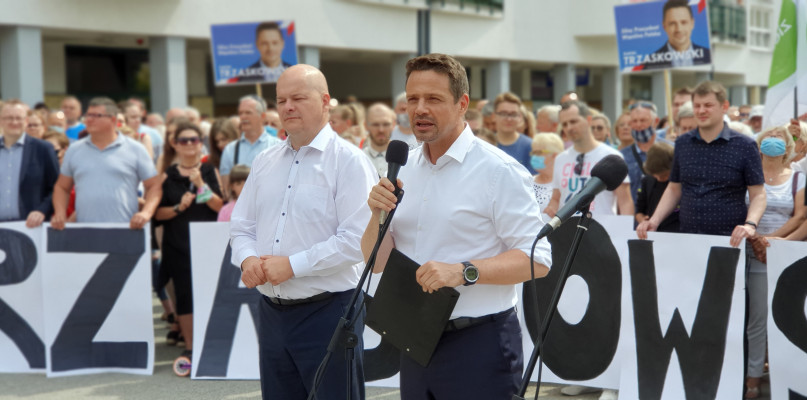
top-left (444, 308), bottom-right (515, 332)
top-left (265, 291), bottom-right (333, 306)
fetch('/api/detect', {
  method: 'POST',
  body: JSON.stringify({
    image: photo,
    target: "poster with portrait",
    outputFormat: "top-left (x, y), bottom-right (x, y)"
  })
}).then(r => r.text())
top-left (614, 0), bottom-right (712, 72)
top-left (210, 20), bottom-right (298, 86)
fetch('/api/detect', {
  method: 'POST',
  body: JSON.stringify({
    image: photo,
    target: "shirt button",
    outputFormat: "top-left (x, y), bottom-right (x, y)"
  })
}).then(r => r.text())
top-left (275, 239), bottom-right (280, 243)
top-left (296, 161), bottom-right (299, 164)
top-left (282, 212), bottom-right (285, 216)
top-left (288, 185), bottom-right (291, 188)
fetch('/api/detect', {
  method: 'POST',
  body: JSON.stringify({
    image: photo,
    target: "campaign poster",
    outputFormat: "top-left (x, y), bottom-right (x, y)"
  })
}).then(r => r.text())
top-left (614, 0), bottom-right (712, 72)
top-left (210, 20), bottom-right (298, 86)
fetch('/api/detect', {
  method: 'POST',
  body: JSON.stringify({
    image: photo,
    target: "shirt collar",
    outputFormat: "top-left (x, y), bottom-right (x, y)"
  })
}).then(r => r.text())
top-left (282, 123), bottom-right (334, 153)
top-left (365, 146), bottom-right (386, 158)
top-left (666, 42), bottom-right (693, 54)
top-left (0, 133), bottom-right (26, 148)
top-left (240, 131), bottom-right (270, 144)
top-left (692, 122), bottom-right (732, 142)
top-left (419, 123), bottom-right (474, 166)
top-left (86, 131), bottom-right (125, 150)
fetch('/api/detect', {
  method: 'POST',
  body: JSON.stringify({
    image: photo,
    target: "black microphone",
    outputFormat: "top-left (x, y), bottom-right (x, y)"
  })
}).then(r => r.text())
top-left (537, 154), bottom-right (628, 238)
top-left (379, 140), bottom-right (409, 224)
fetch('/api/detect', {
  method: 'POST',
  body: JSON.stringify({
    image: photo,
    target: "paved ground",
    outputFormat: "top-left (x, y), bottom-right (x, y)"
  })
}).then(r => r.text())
top-left (0, 296), bottom-right (770, 399)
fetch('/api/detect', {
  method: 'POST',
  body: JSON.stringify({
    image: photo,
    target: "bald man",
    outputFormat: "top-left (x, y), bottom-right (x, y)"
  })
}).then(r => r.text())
top-left (363, 103), bottom-right (396, 176)
top-left (230, 64), bottom-right (377, 400)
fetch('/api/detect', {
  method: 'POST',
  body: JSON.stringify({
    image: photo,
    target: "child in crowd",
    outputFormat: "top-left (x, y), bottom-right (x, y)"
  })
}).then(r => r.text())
top-left (635, 141), bottom-right (679, 232)
top-left (218, 165), bottom-right (250, 222)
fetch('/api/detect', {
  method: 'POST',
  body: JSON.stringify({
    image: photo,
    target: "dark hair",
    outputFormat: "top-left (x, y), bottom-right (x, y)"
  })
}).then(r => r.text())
top-left (88, 97), bottom-right (119, 116)
top-left (174, 121), bottom-right (203, 140)
top-left (229, 164), bottom-right (250, 184)
top-left (644, 142), bottom-right (675, 175)
top-left (663, 0), bottom-right (693, 21)
top-left (33, 102), bottom-right (49, 111)
top-left (674, 87), bottom-right (694, 97)
top-left (160, 117), bottom-right (192, 173)
top-left (692, 81), bottom-right (728, 104)
top-left (255, 22), bottom-right (283, 41)
top-left (560, 100), bottom-right (592, 118)
top-left (405, 53), bottom-right (469, 103)
top-left (207, 117), bottom-right (239, 169)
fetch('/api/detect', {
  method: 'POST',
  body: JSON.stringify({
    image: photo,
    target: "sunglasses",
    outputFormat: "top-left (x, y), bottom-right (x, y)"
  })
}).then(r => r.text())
top-left (574, 153), bottom-right (585, 175)
top-left (591, 126), bottom-right (607, 131)
top-left (175, 137), bottom-right (201, 145)
top-left (629, 101), bottom-right (656, 112)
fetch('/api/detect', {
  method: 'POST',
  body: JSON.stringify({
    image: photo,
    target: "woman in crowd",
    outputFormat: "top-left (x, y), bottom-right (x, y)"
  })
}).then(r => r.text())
top-left (635, 142), bottom-right (678, 232)
top-left (155, 122), bottom-right (223, 362)
top-left (530, 132), bottom-right (564, 211)
top-left (157, 117), bottom-right (190, 174)
top-left (615, 113), bottom-right (633, 151)
top-left (26, 111), bottom-right (46, 139)
top-left (206, 117), bottom-right (239, 170)
top-left (591, 114), bottom-right (615, 147)
top-left (745, 126), bottom-right (806, 398)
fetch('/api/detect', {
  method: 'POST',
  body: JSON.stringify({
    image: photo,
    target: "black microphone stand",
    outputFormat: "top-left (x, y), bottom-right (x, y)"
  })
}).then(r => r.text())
top-left (307, 187), bottom-right (405, 400)
top-left (513, 206), bottom-right (594, 400)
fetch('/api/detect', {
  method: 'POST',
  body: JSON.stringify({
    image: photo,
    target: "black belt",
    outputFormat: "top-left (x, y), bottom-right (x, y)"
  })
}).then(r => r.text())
top-left (444, 308), bottom-right (515, 332)
top-left (265, 291), bottom-right (333, 306)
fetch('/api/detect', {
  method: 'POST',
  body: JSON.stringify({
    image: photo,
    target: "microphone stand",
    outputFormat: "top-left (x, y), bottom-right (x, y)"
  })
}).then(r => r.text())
top-left (513, 206), bottom-right (594, 400)
top-left (307, 187), bottom-right (405, 400)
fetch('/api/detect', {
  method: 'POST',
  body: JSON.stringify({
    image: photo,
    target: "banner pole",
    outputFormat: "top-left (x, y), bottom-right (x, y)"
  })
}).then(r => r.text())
top-left (255, 83), bottom-right (262, 98)
top-left (664, 69), bottom-right (673, 125)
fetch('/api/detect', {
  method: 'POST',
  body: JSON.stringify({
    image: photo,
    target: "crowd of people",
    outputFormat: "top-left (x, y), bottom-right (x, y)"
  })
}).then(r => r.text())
top-left (2, 54), bottom-right (806, 399)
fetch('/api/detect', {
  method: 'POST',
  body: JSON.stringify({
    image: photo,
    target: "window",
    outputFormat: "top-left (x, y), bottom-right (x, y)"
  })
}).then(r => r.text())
top-left (748, 4), bottom-right (774, 50)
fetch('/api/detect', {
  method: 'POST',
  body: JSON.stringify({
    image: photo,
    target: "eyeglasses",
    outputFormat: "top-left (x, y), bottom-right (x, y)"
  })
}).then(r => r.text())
top-left (629, 102), bottom-right (656, 112)
top-left (591, 125), bottom-right (607, 131)
top-left (574, 153), bottom-right (585, 175)
top-left (175, 137), bottom-right (201, 145)
top-left (27, 123), bottom-right (42, 128)
top-left (84, 113), bottom-right (114, 119)
top-left (495, 112), bottom-right (521, 120)
top-left (1, 116), bottom-right (24, 122)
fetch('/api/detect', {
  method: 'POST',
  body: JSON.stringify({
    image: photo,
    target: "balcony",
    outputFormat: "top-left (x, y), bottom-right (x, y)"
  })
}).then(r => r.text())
top-left (426, 0), bottom-right (503, 16)
top-left (709, 2), bottom-right (746, 44)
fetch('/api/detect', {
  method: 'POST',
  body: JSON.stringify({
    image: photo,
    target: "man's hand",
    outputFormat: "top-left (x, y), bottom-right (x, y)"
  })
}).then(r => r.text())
top-left (25, 211), bottom-right (46, 228)
top-left (130, 211), bottom-right (152, 229)
top-left (368, 177), bottom-right (403, 214)
top-left (415, 261), bottom-right (465, 294)
top-left (260, 255), bottom-right (294, 286)
top-left (241, 256), bottom-right (268, 288)
top-left (51, 212), bottom-right (67, 230)
top-left (636, 219), bottom-right (658, 239)
top-left (730, 224), bottom-right (756, 247)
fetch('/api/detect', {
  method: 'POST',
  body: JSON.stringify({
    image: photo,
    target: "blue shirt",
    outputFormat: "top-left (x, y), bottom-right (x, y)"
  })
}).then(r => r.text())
top-left (61, 133), bottom-right (157, 223)
top-left (621, 136), bottom-right (674, 204)
top-left (498, 134), bottom-right (536, 175)
top-left (65, 122), bottom-right (85, 142)
top-left (0, 134), bottom-right (25, 221)
top-left (670, 124), bottom-right (764, 235)
top-left (139, 124), bottom-right (163, 162)
top-left (219, 132), bottom-right (282, 175)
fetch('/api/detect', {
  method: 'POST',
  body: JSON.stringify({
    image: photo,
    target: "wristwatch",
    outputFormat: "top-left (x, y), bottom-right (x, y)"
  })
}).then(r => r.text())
top-left (461, 261), bottom-right (479, 286)
top-left (173, 204), bottom-right (182, 213)
top-left (745, 220), bottom-right (758, 229)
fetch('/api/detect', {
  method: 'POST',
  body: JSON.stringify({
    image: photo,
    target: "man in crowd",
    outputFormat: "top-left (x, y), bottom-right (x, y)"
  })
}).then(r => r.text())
top-left (232, 64), bottom-right (377, 399)
top-left (362, 53), bottom-right (551, 399)
top-left (637, 81), bottom-right (765, 247)
top-left (748, 105), bottom-right (764, 135)
top-left (166, 108), bottom-right (188, 124)
top-left (219, 95), bottom-right (282, 196)
top-left (535, 104), bottom-right (561, 133)
top-left (658, 87), bottom-right (693, 139)
top-left (61, 96), bottom-right (85, 141)
top-left (673, 101), bottom-right (697, 140)
top-left (362, 103), bottom-right (395, 177)
top-left (48, 110), bottom-right (67, 133)
top-left (621, 101), bottom-right (674, 203)
top-left (738, 104), bottom-right (752, 122)
top-left (0, 100), bottom-right (59, 227)
top-left (52, 97), bottom-right (161, 230)
top-left (545, 100), bottom-right (634, 218)
top-left (391, 91), bottom-right (418, 149)
top-left (494, 92), bottom-right (535, 174)
top-left (124, 101), bottom-right (163, 161)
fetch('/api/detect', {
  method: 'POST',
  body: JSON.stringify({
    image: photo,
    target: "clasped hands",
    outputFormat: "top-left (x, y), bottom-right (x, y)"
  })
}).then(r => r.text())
top-left (240, 255), bottom-right (294, 288)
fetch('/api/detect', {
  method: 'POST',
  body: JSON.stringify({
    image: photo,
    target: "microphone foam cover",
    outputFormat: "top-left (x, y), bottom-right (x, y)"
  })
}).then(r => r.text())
top-left (385, 140), bottom-right (410, 166)
top-left (590, 154), bottom-right (629, 191)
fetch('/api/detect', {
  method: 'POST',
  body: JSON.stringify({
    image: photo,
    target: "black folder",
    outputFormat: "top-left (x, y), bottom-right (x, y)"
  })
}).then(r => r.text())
top-left (365, 248), bottom-right (460, 367)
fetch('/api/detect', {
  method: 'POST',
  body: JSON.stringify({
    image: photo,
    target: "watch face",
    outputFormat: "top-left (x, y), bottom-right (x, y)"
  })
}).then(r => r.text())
top-left (465, 266), bottom-right (479, 282)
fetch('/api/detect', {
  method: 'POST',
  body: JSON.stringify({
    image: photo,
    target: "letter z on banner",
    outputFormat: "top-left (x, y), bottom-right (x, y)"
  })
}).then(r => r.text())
top-left (42, 224), bottom-right (154, 376)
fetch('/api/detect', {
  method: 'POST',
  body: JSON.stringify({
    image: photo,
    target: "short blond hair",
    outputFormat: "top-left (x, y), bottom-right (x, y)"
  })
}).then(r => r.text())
top-left (757, 126), bottom-right (796, 164)
top-left (532, 132), bottom-right (564, 154)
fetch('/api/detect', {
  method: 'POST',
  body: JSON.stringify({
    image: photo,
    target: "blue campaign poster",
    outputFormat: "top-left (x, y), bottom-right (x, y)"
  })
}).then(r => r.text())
top-left (210, 20), bottom-right (298, 86)
top-left (614, 0), bottom-right (711, 72)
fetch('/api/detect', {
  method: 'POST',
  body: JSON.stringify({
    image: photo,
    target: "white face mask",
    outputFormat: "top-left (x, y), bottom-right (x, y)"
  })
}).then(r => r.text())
top-left (396, 113), bottom-right (410, 129)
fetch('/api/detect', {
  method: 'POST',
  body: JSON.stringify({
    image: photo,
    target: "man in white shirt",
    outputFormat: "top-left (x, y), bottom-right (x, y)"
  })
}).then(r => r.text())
top-left (545, 100), bottom-right (634, 218)
top-left (362, 53), bottom-right (552, 399)
top-left (362, 103), bottom-right (395, 177)
top-left (230, 65), bottom-right (377, 400)
top-left (390, 91), bottom-right (419, 149)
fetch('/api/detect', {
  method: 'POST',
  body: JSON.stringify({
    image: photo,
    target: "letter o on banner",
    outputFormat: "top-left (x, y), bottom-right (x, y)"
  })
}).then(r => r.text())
top-left (522, 217), bottom-right (621, 380)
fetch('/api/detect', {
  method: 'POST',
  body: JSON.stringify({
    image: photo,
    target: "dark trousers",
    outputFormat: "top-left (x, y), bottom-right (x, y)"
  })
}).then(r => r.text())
top-left (258, 290), bottom-right (365, 400)
top-left (400, 310), bottom-right (523, 400)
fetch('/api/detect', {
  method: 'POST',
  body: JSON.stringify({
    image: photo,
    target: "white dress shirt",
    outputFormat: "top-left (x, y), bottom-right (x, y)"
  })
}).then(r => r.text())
top-left (230, 124), bottom-right (378, 299)
top-left (389, 124), bottom-right (552, 319)
top-left (362, 145), bottom-right (387, 177)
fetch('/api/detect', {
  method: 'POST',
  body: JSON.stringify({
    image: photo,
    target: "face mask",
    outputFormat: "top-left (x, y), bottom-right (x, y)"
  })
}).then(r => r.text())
top-left (760, 137), bottom-right (786, 157)
top-left (631, 127), bottom-right (654, 143)
top-left (48, 125), bottom-right (65, 134)
top-left (530, 155), bottom-right (546, 170)
top-left (396, 113), bottom-right (410, 129)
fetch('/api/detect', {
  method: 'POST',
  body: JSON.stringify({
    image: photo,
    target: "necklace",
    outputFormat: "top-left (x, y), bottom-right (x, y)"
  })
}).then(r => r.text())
top-left (179, 162), bottom-right (200, 169)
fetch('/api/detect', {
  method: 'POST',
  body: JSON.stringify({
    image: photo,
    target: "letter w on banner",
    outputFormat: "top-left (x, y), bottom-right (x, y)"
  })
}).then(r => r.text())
top-left (619, 232), bottom-right (745, 399)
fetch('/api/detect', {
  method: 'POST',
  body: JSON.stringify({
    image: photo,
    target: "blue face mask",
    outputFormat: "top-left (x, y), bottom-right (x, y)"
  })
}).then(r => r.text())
top-left (530, 155), bottom-right (546, 170)
top-left (760, 137), bottom-right (786, 157)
